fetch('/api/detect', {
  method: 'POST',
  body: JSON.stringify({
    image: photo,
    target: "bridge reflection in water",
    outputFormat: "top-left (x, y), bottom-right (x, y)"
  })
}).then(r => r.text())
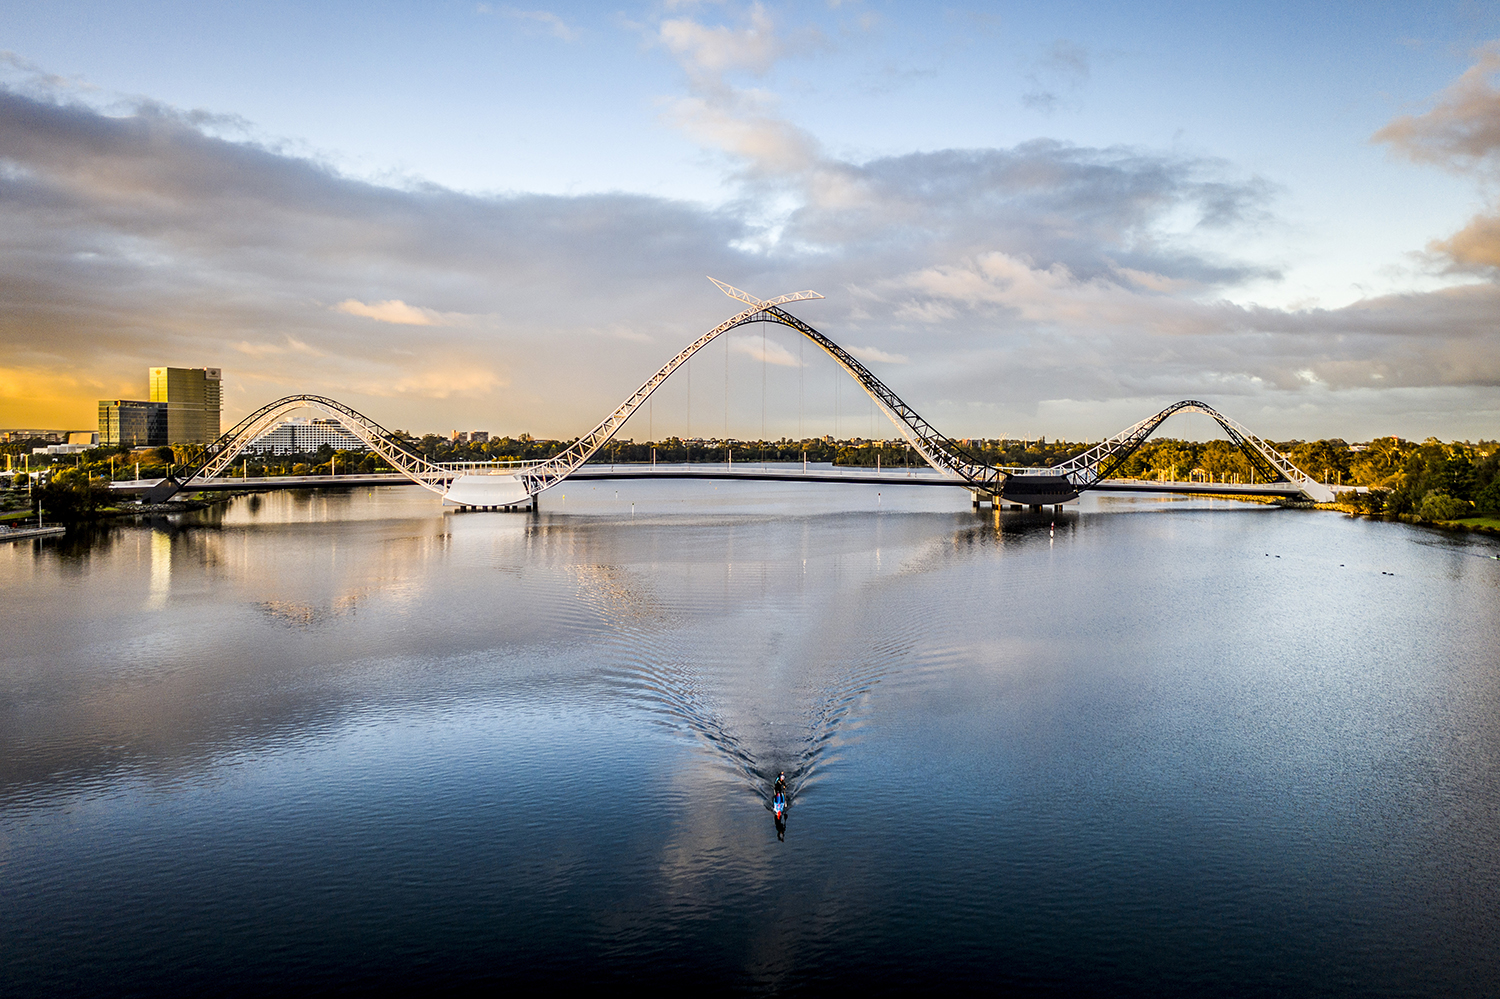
top-left (136, 279), bottom-right (1336, 509)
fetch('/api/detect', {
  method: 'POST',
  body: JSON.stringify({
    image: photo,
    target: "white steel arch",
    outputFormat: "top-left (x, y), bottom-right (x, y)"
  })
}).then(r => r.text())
top-left (516, 278), bottom-right (1002, 496)
top-left (145, 395), bottom-right (451, 503)
top-left (1049, 399), bottom-right (1336, 503)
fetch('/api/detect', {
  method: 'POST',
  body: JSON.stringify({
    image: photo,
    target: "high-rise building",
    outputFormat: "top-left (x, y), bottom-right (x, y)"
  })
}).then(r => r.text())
top-left (98, 400), bottom-right (167, 446)
top-left (149, 367), bottom-right (222, 443)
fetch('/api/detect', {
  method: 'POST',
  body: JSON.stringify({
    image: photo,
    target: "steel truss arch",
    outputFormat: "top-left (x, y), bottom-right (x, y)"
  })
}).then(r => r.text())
top-left (519, 281), bottom-right (1000, 496)
top-left (1048, 399), bottom-right (1335, 503)
top-left (145, 395), bottom-right (449, 503)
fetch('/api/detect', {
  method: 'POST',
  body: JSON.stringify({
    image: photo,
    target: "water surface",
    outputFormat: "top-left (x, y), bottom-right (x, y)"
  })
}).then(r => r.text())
top-left (3, 482), bottom-right (1498, 995)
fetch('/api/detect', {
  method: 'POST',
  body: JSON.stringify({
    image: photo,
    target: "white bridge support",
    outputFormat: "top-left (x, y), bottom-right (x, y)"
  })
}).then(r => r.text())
top-left (146, 283), bottom-right (1334, 507)
top-left (443, 473), bottom-right (531, 509)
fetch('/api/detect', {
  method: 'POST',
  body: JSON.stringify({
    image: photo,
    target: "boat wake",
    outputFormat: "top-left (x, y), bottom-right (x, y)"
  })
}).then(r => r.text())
top-left (568, 560), bottom-right (920, 818)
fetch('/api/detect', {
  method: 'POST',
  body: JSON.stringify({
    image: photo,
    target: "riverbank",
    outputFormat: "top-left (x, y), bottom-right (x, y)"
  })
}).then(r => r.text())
top-left (1442, 514), bottom-right (1500, 535)
top-left (0, 492), bottom-right (235, 525)
top-left (1330, 508), bottom-right (1500, 537)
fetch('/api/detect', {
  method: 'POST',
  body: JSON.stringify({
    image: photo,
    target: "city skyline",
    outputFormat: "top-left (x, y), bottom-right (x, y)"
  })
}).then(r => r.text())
top-left (2, 1), bottom-right (1498, 441)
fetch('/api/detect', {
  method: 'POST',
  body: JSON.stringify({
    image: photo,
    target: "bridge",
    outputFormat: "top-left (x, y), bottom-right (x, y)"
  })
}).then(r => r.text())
top-left (134, 279), bottom-right (1336, 509)
top-left (111, 465), bottom-right (1312, 502)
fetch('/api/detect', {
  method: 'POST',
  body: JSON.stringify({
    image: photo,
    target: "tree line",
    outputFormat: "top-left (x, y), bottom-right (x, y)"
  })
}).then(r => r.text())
top-left (5, 433), bottom-right (1496, 523)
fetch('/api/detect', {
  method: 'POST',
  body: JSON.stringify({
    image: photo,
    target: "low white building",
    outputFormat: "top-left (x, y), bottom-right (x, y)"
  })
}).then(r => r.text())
top-left (247, 418), bottom-right (368, 455)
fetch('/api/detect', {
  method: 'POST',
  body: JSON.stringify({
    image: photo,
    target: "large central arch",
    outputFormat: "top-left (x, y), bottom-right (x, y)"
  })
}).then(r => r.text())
top-left (511, 279), bottom-right (999, 498)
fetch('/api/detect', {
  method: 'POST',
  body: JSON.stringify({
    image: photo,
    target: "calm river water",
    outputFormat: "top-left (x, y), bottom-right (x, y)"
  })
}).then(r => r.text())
top-left (3, 479), bottom-right (1499, 995)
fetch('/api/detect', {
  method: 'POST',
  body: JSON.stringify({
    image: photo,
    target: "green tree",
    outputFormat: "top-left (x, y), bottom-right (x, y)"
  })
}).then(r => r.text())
top-left (1336, 489), bottom-right (1387, 515)
top-left (1418, 491), bottom-right (1471, 521)
top-left (1351, 437), bottom-right (1412, 487)
top-left (1474, 481), bottom-right (1500, 515)
top-left (36, 467), bottom-right (111, 521)
top-left (1289, 440), bottom-right (1352, 483)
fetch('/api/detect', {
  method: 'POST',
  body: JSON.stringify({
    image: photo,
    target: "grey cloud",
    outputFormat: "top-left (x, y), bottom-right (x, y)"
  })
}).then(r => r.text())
top-left (782, 142), bottom-right (1276, 286)
top-left (1021, 40), bottom-right (1090, 115)
top-left (0, 86), bottom-right (1494, 441)
top-left (1043, 40), bottom-right (1090, 81)
top-left (1020, 90), bottom-right (1063, 114)
top-left (0, 90), bottom-right (775, 433)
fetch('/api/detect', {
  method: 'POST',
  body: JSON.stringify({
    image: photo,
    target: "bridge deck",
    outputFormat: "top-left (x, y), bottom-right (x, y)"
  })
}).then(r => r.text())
top-left (109, 473), bottom-right (415, 495)
top-left (1087, 478), bottom-right (1304, 498)
top-left (109, 467), bottom-right (1311, 499)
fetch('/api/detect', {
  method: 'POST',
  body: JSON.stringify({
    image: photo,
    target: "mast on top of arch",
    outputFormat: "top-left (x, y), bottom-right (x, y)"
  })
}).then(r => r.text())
top-left (708, 277), bottom-right (825, 311)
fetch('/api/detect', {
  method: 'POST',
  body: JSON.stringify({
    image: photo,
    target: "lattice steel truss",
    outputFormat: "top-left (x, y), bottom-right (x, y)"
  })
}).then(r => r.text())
top-left (145, 395), bottom-right (449, 503)
top-left (756, 306), bottom-right (1001, 488)
top-left (517, 279), bottom-right (1001, 495)
top-left (1047, 399), bottom-right (1335, 503)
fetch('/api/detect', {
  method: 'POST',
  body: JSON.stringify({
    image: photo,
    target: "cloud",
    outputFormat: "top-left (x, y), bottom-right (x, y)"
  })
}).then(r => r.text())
top-left (0, 86), bottom-right (753, 430)
top-left (481, 6), bottom-right (578, 42)
top-left (335, 298), bottom-right (448, 326)
top-left (373, 364), bottom-right (504, 399)
top-left (0, 50), bottom-right (101, 100)
top-left (1373, 42), bottom-right (1500, 171)
top-left (1022, 40), bottom-right (1091, 114)
top-left (235, 336), bottom-right (323, 358)
top-left (1374, 43), bottom-right (1500, 275)
top-left (847, 344), bottom-right (909, 365)
top-left (728, 333), bottom-right (800, 366)
top-left (648, 7), bottom-right (1272, 264)
top-left (653, 3), bottom-right (833, 188)
top-left (0, 80), bottom-right (1495, 441)
top-left (780, 142), bottom-right (1277, 282)
top-left (1431, 210), bottom-right (1500, 269)
top-left (659, 3), bottom-right (783, 77)
top-left (864, 252), bottom-right (1500, 396)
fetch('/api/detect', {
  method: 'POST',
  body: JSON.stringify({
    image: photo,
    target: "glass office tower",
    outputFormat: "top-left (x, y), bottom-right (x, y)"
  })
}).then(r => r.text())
top-left (98, 400), bottom-right (168, 446)
top-left (149, 367), bottom-right (222, 444)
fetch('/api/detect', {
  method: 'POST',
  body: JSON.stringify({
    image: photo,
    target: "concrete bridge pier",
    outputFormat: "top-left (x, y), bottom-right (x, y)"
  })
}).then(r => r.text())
top-left (971, 490), bottom-right (1002, 511)
top-left (455, 497), bottom-right (534, 512)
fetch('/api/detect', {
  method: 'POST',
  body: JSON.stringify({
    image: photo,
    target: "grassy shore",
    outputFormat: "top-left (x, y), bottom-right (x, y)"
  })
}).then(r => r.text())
top-left (1452, 515), bottom-right (1500, 531)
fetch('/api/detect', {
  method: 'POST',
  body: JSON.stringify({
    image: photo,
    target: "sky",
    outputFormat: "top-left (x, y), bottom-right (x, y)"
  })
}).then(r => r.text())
top-left (1, 0), bottom-right (1498, 442)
